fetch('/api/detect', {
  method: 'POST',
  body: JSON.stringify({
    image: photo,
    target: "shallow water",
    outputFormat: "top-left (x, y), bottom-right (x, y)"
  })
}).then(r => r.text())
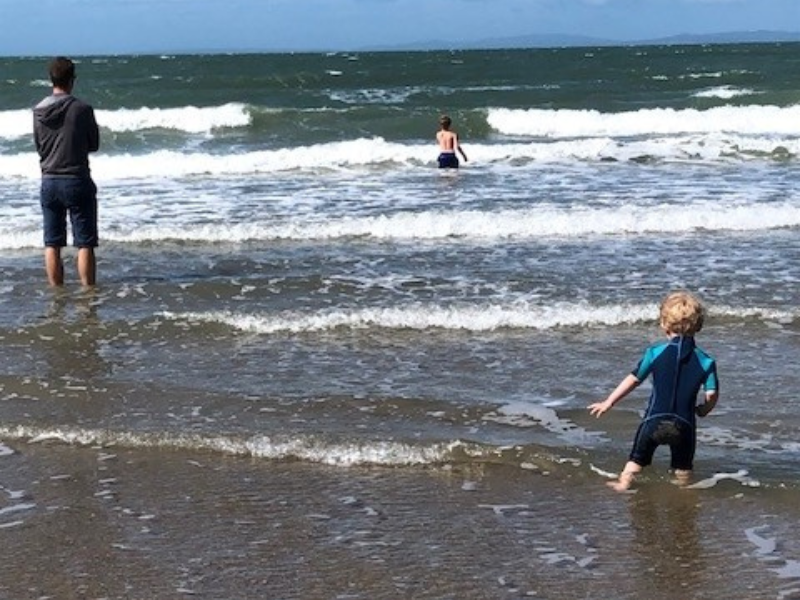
top-left (1, 46), bottom-right (800, 598)
top-left (2, 442), bottom-right (800, 600)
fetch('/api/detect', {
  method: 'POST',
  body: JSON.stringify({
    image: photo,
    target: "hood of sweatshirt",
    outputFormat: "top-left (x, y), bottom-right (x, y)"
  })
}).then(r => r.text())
top-left (34, 94), bottom-right (76, 129)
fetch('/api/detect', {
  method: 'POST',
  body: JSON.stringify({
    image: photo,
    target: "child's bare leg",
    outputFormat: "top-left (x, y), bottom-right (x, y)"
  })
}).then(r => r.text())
top-left (672, 469), bottom-right (692, 487)
top-left (608, 461), bottom-right (642, 492)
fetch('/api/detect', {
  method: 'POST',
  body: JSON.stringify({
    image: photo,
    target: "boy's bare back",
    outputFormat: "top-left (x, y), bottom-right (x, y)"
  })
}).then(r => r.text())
top-left (436, 115), bottom-right (467, 167)
top-left (437, 129), bottom-right (458, 151)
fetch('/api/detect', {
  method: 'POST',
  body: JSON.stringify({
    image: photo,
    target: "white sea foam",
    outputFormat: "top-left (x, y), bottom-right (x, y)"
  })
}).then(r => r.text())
top-left (0, 109), bottom-right (35, 139)
top-left (1, 103), bottom-right (252, 139)
top-left (327, 88), bottom-right (423, 104)
top-left (239, 435), bottom-right (457, 466)
top-left (0, 230), bottom-right (41, 250)
top-left (3, 200), bottom-right (799, 250)
top-left (712, 305), bottom-right (799, 324)
top-left (745, 526), bottom-right (800, 586)
top-left (686, 469), bottom-right (760, 489)
top-left (589, 464), bottom-right (618, 479)
top-left (482, 401), bottom-right (604, 446)
top-left (3, 424), bottom-right (472, 467)
top-left (0, 139), bottom-right (418, 180)
top-left (2, 101), bottom-right (800, 155)
top-left (774, 561), bottom-right (800, 580)
top-left (685, 71), bottom-right (724, 80)
top-left (487, 105), bottom-right (800, 138)
top-left (693, 86), bottom-right (757, 100)
top-left (0, 502), bottom-right (36, 517)
top-left (2, 135), bottom-right (800, 183)
top-left (97, 103), bottom-right (251, 133)
top-left (697, 425), bottom-right (800, 453)
top-left (158, 301), bottom-right (797, 335)
top-left (159, 302), bottom-right (657, 334)
top-left (746, 526), bottom-right (777, 556)
top-left (65, 203), bottom-right (798, 248)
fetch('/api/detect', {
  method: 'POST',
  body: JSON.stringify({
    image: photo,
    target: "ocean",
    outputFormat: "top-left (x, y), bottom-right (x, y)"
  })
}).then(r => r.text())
top-left (1, 44), bottom-right (799, 599)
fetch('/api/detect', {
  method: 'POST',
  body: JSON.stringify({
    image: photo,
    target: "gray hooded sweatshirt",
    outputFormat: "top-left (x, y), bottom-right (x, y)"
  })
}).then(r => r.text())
top-left (33, 94), bottom-right (99, 179)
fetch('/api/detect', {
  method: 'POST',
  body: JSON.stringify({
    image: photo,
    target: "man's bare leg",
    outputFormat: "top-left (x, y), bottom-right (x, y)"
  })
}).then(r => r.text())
top-left (77, 247), bottom-right (96, 287)
top-left (45, 246), bottom-right (64, 286)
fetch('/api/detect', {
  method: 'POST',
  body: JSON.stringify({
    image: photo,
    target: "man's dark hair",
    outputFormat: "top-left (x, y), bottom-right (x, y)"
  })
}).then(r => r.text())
top-left (49, 57), bottom-right (76, 89)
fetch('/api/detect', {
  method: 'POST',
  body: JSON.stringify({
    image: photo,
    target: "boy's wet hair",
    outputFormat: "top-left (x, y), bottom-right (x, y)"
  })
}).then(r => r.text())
top-left (49, 57), bottom-right (75, 89)
top-left (659, 291), bottom-right (705, 335)
top-left (439, 115), bottom-right (452, 129)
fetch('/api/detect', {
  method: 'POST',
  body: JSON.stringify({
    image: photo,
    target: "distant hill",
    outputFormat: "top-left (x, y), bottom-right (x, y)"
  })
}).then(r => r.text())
top-left (387, 33), bottom-right (615, 51)
top-left (375, 30), bottom-right (800, 51)
top-left (642, 30), bottom-right (800, 46)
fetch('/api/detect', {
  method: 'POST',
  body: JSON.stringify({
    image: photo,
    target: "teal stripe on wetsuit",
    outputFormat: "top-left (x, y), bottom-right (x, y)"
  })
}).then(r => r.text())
top-left (632, 336), bottom-right (718, 429)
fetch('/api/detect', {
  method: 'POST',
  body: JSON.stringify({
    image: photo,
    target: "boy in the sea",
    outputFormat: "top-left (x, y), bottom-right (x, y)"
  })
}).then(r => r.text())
top-left (588, 291), bottom-right (719, 491)
top-left (436, 114), bottom-right (468, 168)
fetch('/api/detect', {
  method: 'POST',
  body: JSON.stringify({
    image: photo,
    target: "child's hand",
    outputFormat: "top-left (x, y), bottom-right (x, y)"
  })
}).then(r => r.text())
top-left (588, 400), bottom-right (612, 418)
top-left (696, 391), bottom-right (719, 417)
top-left (696, 402), bottom-right (713, 417)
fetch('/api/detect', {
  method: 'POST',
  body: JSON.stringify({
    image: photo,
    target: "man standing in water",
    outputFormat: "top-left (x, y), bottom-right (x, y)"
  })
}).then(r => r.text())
top-left (436, 114), bottom-right (468, 168)
top-left (33, 56), bottom-right (100, 287)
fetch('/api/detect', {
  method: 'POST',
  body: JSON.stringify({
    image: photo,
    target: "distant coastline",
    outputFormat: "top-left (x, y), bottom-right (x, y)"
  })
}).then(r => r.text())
top-left (186, 30), bottom-right (800, 56)
top-left (367, 30), bottom-right (800, 52)
top-left (4, 30), bottom-right (800, 58)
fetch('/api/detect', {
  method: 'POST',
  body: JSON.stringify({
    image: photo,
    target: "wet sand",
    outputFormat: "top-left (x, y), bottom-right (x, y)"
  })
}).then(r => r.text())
top-left (1, 441), bottom-right (798, 600)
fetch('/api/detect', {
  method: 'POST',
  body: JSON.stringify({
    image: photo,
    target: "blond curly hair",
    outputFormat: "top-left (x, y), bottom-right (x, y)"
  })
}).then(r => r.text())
top-left (659, 291), bottom-right (705, 335)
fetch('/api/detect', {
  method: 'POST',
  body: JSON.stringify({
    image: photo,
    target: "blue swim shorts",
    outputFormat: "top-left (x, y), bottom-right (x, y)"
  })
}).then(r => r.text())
top-left (438, 152), bottom-right (459, 169)
top-left (40, 177), bottom-right (98, 248)
top-left (628, 416), bottom-right (695, 471)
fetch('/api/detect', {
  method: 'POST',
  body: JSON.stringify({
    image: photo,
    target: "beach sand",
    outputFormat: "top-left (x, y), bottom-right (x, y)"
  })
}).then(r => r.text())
top-left (1, 440), bottom-right (798, 599)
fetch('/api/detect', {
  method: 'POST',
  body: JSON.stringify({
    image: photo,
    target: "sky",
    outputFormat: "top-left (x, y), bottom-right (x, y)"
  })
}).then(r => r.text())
top-left (0, 0), bottom-right (798, 56)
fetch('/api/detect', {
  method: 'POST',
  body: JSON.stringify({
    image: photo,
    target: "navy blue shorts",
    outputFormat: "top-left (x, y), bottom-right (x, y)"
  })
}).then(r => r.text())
top-left (629, 417), bottom-right (695, 471)
top-left (438, 153), bottom-right (459, 169)
top-left (41, 177), bottom-right (98, 248)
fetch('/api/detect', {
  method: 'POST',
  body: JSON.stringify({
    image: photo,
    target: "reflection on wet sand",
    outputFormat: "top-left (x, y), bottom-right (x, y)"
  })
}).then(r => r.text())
top-left (627, 485), bottom-right (708, 597)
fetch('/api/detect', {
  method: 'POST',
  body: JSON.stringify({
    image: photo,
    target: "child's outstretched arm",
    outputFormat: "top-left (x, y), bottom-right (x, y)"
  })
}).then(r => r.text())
top-left (454, 133), bottom-right (467, 162)
top-left (696, 390), bottom-right (719, 417)
top-left (588, 374), bottom-right (640, 417)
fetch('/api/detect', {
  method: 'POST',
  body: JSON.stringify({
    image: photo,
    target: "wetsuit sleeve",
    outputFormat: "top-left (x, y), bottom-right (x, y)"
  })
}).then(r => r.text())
top-left (702, 359), bottom-right (719, 392)
top-left (631, 346), bottom-right (656, 381)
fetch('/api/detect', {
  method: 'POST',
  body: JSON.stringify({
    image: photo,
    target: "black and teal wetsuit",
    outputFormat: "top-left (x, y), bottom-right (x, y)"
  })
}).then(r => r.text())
top-left (628, 335), bottom-right (718, 470)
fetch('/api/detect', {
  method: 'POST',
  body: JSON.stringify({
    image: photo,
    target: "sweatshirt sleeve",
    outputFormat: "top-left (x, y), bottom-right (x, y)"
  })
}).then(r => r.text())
top-left (86, 106), bottom-right (99, 153)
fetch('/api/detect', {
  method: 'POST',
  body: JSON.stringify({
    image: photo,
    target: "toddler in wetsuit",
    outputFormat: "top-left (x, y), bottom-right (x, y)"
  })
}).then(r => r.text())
top-left (588, 291), bottom-right (720, 491)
